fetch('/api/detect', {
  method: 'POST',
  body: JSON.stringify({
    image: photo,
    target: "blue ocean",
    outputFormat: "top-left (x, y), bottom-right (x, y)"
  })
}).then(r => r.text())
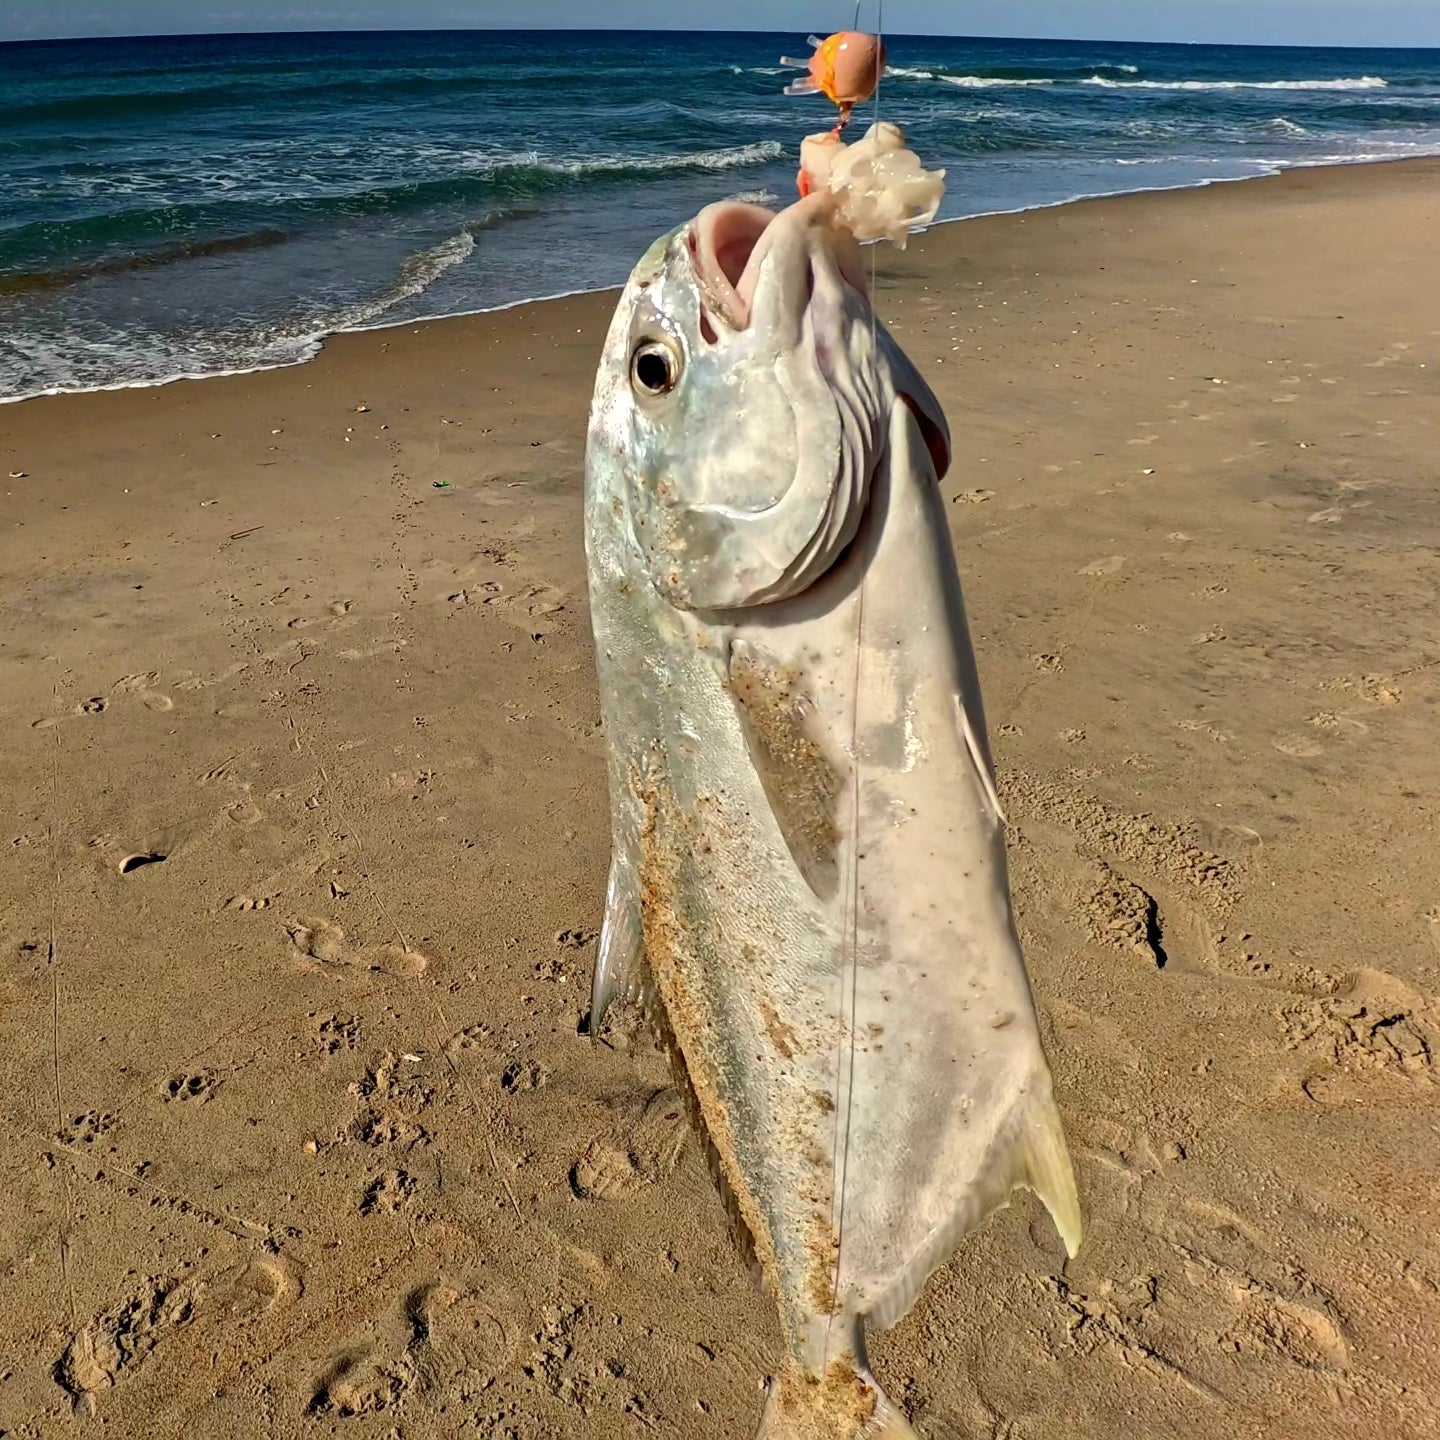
top-left (3, 28), bottom-right (1439, 401)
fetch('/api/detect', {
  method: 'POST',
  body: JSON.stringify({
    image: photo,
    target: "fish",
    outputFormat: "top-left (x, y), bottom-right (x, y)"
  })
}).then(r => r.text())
top-left (583, 192), bottom-right (1082, 1439)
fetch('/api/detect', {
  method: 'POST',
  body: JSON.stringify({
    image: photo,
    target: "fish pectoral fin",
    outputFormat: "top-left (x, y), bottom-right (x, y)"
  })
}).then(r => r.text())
top-left (725, 639), bottom-right (844, 901)
top-left (884, 338), bottom-right (951, 481)
top-left (955, 691), bottom-right (1005, 827)
top-left (865, 1087), bottom-right (1082, 1333)
top-left (588, 851), bottom-right (645, 1033)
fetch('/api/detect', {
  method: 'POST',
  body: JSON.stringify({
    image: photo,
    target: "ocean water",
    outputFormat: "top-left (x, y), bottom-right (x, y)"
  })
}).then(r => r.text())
top-left (3, 29), bottom-right (1439, 402)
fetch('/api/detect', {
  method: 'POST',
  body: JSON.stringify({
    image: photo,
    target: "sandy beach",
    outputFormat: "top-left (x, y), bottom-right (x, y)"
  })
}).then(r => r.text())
top-left (2, 156), bottom-right (1438, 1439)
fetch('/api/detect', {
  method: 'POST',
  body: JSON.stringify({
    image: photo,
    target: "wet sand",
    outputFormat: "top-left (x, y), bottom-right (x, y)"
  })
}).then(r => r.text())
top-left (2, 157), bottom-right (1438, 1439)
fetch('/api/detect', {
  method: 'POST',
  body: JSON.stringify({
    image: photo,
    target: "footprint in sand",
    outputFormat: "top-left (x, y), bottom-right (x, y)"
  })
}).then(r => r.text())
top-left (500, 1060), bottom-right (548, 1095)
top-left (207, 1255), bottom-right (304, 1322)
top-left (225, 796), bottom-right (264, 825)
top-left (315, 1012), bottom-right (362, 1055)
top-left (1225, 1283), bottom-right (1350, 1372)
top-left (56, 1110), bottom-right (118, 1147)
top-left (1272, 733), bottom-right (1324, 758)
top-left (289, 919), bottom-right (430, 978)
top-left (77, 696), bottom-right (107, 715)
top-left (310, 1341), bottom-right (415, 1418)
top-left (55, 1274), bottom-right (201, 1406)
top-left (414, 1284), bottom-right (517, 1394)
top-left (350, 1109), bottom-right (429, 1150)
top-left (360, 1169), bottom-right (418, 1217)
top-left (289, 917), bottom-right (348, 965)
top-left (164, 1069), bottom-right (221, 1105)
top-left (444, 1023), bottom-right (491, 1061)
top-left (310, 1280), bottom-right (512, 1418)
top-left (1360, 675), bottom-right (1403, 705)
top-left (224, 894), bottom-right (273, 912)
top-left (1278, 967), bottom-right (1437, 1086)
top-left (1174, 1199), bottom-right (1350, 1371)
top-left (570, 1089), bottom-right (689, 1200)
top-left (375, 943), bottom-right (430, 978)
top-left (142, 691), bottom-right (175, 712)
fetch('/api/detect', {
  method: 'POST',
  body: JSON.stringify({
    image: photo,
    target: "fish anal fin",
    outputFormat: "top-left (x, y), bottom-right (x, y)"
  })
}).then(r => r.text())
top-left (726, 640), bottom-right (843, 901)
top-left (589, 851), bottom-right (644, 1033)
top-left (865, 1088), bottom-right (1082, 1332)
top-left (633, 956), bottom-right (765, 1288)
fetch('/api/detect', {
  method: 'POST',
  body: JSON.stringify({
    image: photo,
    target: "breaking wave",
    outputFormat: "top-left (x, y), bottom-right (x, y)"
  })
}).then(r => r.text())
top-left (0, 228), bottom-right (479, 402)
top-left (0, 143), bottom-right (783, 277)
top-left (1084, 75), bottom-right (1390, 92)
top-left (887, 67), bottom-right (1391, 94)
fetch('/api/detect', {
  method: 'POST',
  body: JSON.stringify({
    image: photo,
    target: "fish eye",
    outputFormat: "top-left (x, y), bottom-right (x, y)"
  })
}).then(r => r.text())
top-left (631, 340), bottom-right (681, 397)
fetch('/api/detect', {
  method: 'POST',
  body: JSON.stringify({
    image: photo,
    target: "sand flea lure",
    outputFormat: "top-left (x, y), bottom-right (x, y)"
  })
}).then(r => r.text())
top-left (780, 32), bottom-right (887, 136)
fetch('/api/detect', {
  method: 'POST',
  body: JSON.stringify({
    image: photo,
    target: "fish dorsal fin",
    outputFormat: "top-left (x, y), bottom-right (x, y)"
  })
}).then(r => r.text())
top-left (864, 1087), bottom-right (1082, 1333)
top-left (1022, 1098), bottom-right (1084, 1260)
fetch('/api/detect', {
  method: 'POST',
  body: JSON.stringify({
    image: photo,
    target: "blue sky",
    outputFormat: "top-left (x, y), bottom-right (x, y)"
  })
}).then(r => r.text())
top-left (3, 2), bottom-right (1439, 47)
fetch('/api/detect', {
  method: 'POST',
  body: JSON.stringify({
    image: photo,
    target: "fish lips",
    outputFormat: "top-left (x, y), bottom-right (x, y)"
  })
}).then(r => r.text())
top-left (689, 197), bottom-right (950, 481)
top-left (688, 194), bottom-right (869, 336)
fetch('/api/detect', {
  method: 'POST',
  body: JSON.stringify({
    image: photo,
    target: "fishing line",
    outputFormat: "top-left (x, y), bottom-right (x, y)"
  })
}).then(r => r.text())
top-left (825, 0), bottom-right (886, 1359)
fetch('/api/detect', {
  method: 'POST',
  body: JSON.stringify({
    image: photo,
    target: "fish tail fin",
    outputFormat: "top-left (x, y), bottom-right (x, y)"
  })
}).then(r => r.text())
top-left (757, 1366), bottom-right (919, 1439)
top-left (859, 1377), bottom-right (921, 1440)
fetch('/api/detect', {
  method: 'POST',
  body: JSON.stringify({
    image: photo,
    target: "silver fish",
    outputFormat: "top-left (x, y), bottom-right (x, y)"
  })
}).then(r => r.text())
top-left (584, 194), bottom-right (1082, 1439)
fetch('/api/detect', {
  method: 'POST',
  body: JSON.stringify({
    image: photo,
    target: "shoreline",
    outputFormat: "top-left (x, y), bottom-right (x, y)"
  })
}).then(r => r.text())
top-left (5, 148), bottom-right (1438, 410)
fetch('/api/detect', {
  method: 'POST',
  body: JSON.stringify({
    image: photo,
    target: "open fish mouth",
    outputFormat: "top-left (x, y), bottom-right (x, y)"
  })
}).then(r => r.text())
top-left (688, 201), bottom-right (774, 331)
top-left (688, 197), bottom-right (870, 335)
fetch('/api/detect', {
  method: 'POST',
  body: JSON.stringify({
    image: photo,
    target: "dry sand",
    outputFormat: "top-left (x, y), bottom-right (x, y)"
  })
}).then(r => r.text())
top-left (2, 158), bottom-right (1438, 1440)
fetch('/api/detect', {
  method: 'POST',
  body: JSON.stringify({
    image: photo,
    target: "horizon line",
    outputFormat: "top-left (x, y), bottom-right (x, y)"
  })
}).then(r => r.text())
top-left (3, 27), bottom-right (1439, 53)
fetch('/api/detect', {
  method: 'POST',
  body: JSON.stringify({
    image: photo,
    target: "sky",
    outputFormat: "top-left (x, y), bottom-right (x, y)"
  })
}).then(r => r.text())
top-left (3, 1), bottom-right (1440, 48)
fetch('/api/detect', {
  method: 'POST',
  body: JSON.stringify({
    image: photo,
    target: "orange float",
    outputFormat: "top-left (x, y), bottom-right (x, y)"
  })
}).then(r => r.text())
top-left (780, 31), bottom-right (887, 135)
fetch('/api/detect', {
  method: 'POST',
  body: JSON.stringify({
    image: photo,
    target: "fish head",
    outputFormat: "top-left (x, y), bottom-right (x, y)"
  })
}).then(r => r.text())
top-left (587, 196), bottom-right (949, 612)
